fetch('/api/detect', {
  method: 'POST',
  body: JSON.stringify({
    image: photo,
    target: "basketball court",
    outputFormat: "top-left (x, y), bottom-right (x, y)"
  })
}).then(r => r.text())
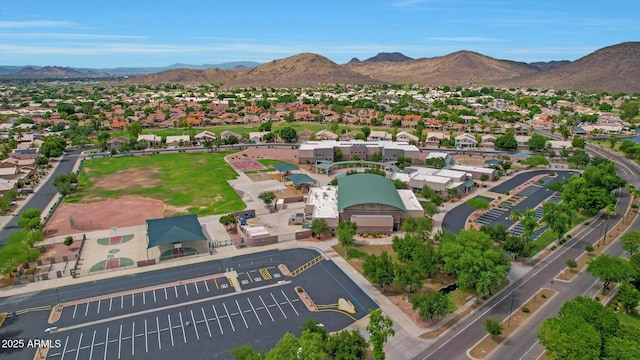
top-left (77, 231), bottom-right (155, 276)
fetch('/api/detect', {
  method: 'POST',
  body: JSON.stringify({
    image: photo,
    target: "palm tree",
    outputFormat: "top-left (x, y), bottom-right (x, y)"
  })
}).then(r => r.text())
top-left (602, 204), bottom-right (616, 245)
top-left (509, 210), bottom-right (523, 223)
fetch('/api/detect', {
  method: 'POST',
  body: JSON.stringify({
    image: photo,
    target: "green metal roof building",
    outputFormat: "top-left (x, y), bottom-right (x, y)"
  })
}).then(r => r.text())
top-left (338, 173), bottom-right (406, 211)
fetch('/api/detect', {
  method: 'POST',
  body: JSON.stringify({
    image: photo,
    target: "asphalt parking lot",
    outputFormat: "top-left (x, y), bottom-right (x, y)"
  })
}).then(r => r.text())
top-left (1, 248), bottom-right (377, 360)
top-left (442, 170), bottom-right (575, 233)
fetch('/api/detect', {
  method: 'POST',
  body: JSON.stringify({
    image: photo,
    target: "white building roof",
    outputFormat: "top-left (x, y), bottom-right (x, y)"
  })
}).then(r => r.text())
top-left (434, 169), bottom-right (467, 179)
top-left (412, 174), bottom-right (451, 184)
top-left (397, 190), bottom-right (424, 212)
top-left (307, 186), bottom-right (339, 220)
top-left (426, 152), bottom-right (448, 160)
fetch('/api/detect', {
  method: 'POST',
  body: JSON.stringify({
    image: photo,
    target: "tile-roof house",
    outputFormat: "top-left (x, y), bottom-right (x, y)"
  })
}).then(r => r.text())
top-left (315, 129), bottom-right (338, 141)
top-left (367, 131), bottom-right (392, 141)
top-left (340, 130), bottom-right (360, 141)
top-left (137, 134), bottom-right (162, 148)
top-left (297, 129), bottom-right (315, 142)
top-left (455, 133), bottom-right (478, 149)
top-left (396, 131), bottom-right (419, 143)
top-left (220, 130), bottom-right (242, 141)
top-left (165, 135), bottom-right (191, 147)
top-left (194, 131), bottom-right (217, 145)
top-left (107, 136), bottom-right (131, 150)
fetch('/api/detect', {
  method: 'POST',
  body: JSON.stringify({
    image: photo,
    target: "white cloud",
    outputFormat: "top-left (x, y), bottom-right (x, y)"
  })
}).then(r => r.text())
top-left (0, 33), bottom-right (146, 40)
top-left (0, 20), bottom-right (74, 28)
top-left (430, 37), bottom-right (501, 42)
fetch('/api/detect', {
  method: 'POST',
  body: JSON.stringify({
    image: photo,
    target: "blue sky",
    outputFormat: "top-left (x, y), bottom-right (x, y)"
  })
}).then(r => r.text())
top-left (1, 0), bottom-right (638, 68)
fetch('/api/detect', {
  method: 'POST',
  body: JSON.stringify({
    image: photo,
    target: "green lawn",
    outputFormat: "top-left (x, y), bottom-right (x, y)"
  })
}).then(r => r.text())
top-left (68, 151), bottom-right (245, 216)
top-left (532, 229), bottom-right (557, 253)
top-left (616, 312), bottom-right (640, 330)
top-left (258, 159), bottom-right (300, 169)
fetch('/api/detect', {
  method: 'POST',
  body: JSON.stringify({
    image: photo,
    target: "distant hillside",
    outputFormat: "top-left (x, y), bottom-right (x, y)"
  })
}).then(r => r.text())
top-left (0, 61), bottom-right (261, 78)
top-left (0, 66), bottom-right (109, 79)
top-left (226, 53), bottom-right (382, 88)
top-left (364, 52), bottom-right (413, 62)
top-left (495, 42), bottom-right (640, 93)
top-left (529, 60), bottom-right (571, 71)
top-left (346, 50), bottom-right (539, 85)
top-left (124, 67), bottom-right (238, 86)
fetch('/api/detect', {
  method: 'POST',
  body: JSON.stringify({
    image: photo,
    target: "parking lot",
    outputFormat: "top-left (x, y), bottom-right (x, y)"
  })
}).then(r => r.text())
top-left (0, 248), bottom-right (377, 360)
top-left (47, 285), bottom-right (305, 360)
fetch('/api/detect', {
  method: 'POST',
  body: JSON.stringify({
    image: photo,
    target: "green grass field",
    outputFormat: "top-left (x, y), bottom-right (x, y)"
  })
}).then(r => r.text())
top-left (68, 151), bottom-right (245, 216)
top-left (258, 159), bottom-right (300, 169)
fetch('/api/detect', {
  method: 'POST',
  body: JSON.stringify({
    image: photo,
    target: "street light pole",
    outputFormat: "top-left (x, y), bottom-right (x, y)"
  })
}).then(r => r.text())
top-left (508, 292), bottom-right (515, 327)
top-left (55, 288), bottom-right (60, 304)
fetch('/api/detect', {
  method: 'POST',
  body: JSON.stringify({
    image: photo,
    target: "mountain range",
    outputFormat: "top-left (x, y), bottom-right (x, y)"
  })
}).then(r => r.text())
top-left (2, 42), bottom-right (639, 92)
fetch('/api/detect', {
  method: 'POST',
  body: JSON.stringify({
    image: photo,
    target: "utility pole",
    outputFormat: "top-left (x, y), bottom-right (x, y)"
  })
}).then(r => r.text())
top-left (508, 292), bottom-right (515, 327)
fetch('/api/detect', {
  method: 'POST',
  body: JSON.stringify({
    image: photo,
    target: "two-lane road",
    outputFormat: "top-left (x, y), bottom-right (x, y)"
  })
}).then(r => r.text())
top-left (0, 150), bottom-right (80, 246)
top-left (414, 137), bottom-right (639, 360)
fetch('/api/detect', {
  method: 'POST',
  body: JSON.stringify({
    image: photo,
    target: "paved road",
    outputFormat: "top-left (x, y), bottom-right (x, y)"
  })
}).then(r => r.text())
top-left (414, 135), bottom-right (640, 360)
top-left (0, 150), bottom-right (80, 246)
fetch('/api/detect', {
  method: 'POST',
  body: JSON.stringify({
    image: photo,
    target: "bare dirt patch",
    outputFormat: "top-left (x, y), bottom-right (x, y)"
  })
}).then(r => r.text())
top-left (44, 196), bottom-right (164, 236)
top-left (90, 167), bottom-right (161, 191)
top-left (231, 147), bottom-right (299, 163)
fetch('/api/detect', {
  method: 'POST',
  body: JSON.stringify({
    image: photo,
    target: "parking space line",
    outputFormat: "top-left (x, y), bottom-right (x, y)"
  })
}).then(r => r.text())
top-left (201, 307), bottom-right (212, 338)
top-left (85, 302), bottom-right (90, 317)
top-left (156, 317), bottom-right (161, 350)
top-left (223, 303), bottom-right (235, 332)
top-left (60, 335), bottom-right (69, 360)
top-left (281, 290), bottom-right (300, 316)
top-left (72, 304), bottom-right (77, 319)
top-left (178, 312), bottom-right (187, 343)
top-left (89, 330), bottom-right (96, 360)
top-left (118, 324), bottom-right (122, 359)
top-left (236, 300), bottom-right (248, 328)
top-left (259, 295), bottom-right (275, 322)
top-left (104, 327), bottom-right (109, 360)
top-left (109, 298), bottom-right (113, 312)
top-left (271, 293), bottom-right (287, 319)
top-left (174, 286), bottom-right (179, 298)
top-left (131, 321), bottom-right (135, 356)
top-left (247, 298), bottom-right (262, 325)
top-left (74, 332), bottom-right (83, 360)
top-left (153, 289), bottom-right (157, 303)
top-left (212, 305), bottom-right (223, 334)
top-left (97, 300), bottom-right (101, 314)
top-left (164, 288), bottom-right (168, 300)
top-left (213, 278), bottom-right (219, 289)
top-left (247, 273), bottom-right (253, 283)
top-left (190, 310), bottom-right (200, 340)
top-left (204, 280), bottom-right (210, 292)
top-left (167, 314), bottom-right (175, 347)
top-left (184, 284), bottom-right (189, 296)
top-left (195, 282), bottom-right (199, 294)
top-left (144, 319), bottom-right (148, 353)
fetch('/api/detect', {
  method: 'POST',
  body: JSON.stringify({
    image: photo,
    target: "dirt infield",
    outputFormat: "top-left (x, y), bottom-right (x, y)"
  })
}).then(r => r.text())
top-left (230, 160), bottom-right (265, 172)
top-left (44, 196), bottom-right (164, 236)
top-left (227, 147), bottom-right (298, 163)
